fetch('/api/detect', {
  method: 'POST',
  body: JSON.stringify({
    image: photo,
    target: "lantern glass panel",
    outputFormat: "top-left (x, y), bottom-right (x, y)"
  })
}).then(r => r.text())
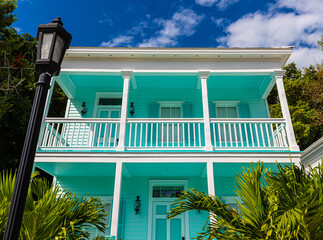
top-left (41, 33), bottom-right (54, 60)
top-left (52, 34), bottom-right (65, 63)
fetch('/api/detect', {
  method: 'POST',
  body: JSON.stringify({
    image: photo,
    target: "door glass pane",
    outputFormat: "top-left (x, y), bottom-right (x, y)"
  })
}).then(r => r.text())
top-left (100, 111), bottom-right (109, 118)
top-left (156, 205), bottom-right (167, 215)
top-left (156, 219), bottom-right (167, 240)
top-left (227, 107), bottom-right (237, 118)
top-left (170, 219), bottom-right (182, 240)
top-left (111, 110), bottom-right (120, 118)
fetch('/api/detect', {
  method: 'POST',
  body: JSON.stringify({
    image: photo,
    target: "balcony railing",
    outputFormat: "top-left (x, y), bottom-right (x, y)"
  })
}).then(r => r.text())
top-left (38, 118), bottom-right (290, 151)
top-left (39, 118), bottom-right (120, 150)
top-left (126, 118), bottom-right (205, 150)
top-left (210, 118), bottom-right (288, 149)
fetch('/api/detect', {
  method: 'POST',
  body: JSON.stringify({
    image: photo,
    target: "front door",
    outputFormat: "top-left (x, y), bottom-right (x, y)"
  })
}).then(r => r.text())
top-left (152, 202), bottom-right (185, 240)
top-left (95, 107), bottom-right (121, 147)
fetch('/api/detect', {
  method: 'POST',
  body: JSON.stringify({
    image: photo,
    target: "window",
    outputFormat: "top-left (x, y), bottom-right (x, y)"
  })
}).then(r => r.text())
top-left (158, 102), bottom-right (184, 142)
top-left (160, 107), bottom-right (181, 118)
top-left (153, 186), bottom-right (185, 198)
top-left (216, 107), bottom-right (238, 118)
top-left (99, 98), bottom-right (122, 106)
top-left (214, 102), bottom-right (240, 143)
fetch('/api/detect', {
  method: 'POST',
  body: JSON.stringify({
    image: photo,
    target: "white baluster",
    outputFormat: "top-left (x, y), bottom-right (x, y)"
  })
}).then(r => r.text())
top-left (234, 123), bottom-right (238, 147)
top-left (255, 123), bottom-right (260, 147)
top-left (193, 123), bottom-right (196, 147)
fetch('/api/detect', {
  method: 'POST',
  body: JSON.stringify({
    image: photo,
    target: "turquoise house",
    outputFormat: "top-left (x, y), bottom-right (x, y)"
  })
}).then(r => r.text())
top-left (34, 47), bottom-right (301, 240)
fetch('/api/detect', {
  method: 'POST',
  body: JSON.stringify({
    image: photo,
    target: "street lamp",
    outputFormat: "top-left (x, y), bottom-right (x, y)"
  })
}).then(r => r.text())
top-left (3, 17), bottom-right (71, 240)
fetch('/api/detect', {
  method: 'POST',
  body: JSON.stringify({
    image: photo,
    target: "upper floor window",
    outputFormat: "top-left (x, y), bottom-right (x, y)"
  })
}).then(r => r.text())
top-left (158, 101), bottom-right (184, 118)
top-left (214, 101), bottom-right (240, 118)
top-left (98, 98), bottom-right (122, 106)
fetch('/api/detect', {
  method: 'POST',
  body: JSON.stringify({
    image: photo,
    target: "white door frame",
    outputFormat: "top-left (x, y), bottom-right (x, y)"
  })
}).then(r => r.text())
top-left (148, 180), bottom-right (189, 240)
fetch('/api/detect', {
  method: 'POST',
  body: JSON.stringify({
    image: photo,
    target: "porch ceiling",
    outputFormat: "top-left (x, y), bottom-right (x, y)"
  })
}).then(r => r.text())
top-left (55, 72), bottom-right (274, 99)
top-left (36, 162), bottom-right (116, 177)
top-left (208, 75), bottom-right (272, 90)
top-left (213, 162), bottom-right (290, 177)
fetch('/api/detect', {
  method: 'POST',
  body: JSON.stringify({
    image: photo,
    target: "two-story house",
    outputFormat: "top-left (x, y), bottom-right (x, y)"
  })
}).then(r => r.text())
top-left (34, 47), bottom-right (301, 240)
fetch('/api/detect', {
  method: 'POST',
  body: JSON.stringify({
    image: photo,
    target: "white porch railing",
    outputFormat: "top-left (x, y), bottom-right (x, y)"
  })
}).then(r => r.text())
top-left (126, 118), bottom-right (205, 149)
top-left (39, 118), bottom-right (120, 149)
top-left (38, 118), bottom-right (289, 151)
top-left (210, 118), bottom-right (289, 149)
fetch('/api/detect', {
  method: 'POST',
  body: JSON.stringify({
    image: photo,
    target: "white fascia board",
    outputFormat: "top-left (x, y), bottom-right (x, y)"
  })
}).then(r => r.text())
top-left (64, 47), bottom-right (292, 66)
top-left (35, 151), bottom-right (301, 163)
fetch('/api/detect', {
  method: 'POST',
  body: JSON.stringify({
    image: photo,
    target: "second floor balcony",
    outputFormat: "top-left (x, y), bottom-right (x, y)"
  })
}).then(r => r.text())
top-left (38, 117), bottom-right (290, 151)
top-left (37, 47), bottom-right (299, 153)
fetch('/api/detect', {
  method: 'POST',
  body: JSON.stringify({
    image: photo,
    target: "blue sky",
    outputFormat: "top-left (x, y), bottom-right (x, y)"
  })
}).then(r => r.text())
top-left (14, 0), bottom-right (322, 68)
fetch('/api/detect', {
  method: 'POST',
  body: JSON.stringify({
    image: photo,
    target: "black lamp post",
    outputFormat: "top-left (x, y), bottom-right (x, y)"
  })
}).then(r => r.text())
top-left (3, 17), bottom-right (71, 240)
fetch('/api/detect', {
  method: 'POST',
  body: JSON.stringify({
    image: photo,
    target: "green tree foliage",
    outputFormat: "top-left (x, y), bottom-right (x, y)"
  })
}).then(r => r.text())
top-left (0, 0), bottom-right (67, 170)
top-left (268, 62), bottom-right (323, 150)
top-left (0, 170), bottom-right (108, 239)
top-left (168, 161), bottom-right (323, 240)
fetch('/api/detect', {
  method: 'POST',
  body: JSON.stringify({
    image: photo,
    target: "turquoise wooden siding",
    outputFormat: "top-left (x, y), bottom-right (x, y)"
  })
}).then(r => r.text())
top-left (128, 89), bottom-right (203, 118)
top-left (58, 176), bottom-right (116, 195)
top-left (67, 90), bottom-right (269, 119)
top-left (56, 174), bottom-right (208, 240)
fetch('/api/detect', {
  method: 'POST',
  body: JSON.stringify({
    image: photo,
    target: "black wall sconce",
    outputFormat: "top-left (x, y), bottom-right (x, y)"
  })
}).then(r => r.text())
top-left (134, 196), bottom-right (141, 214)
top-left (80, 102), bottom-right (87, 116)
top-left (130, 102), bottom-right (135, 116)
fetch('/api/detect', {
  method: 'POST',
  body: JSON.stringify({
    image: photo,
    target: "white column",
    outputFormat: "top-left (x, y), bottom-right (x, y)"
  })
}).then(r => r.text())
top-left (37, 77), bottom-right (55, 146)
top-left (207, 161), bottom-right (215, 195)
top-left (198, 71), bottom-right (213, 151)
top-left (207, 161), bottom-right (216, 223)
top-left (274, 70), bottom-right (299, 151)
top-left (117, 71), bottom-right (132, 151)
top-left (110, 161), bottom-right (123, 238)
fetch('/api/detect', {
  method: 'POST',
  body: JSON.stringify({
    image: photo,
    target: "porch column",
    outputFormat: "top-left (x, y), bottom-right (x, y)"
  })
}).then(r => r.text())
top-left (37, 77), bottom-right (55, 146)
top-left (117, 71), bottom-right (132, 151)
top-left (207, 161), bottom-right (215, 195)
top-left (198, 71), bottom-right (213, 151)
top-left (274, 70), bottom-right (299, 151)
top-left (110, 161), bottom-right (123, 238)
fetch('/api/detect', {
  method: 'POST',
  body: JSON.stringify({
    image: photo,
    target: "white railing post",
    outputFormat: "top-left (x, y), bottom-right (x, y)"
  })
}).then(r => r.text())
top-left (274, 71), bottom-right (299, 151)
top-left (198, 71), bottom-right (213, 151)
top-left (117, 71), bottom-right (132, 151)
top-left (110, 161), bottom-right (123, 238)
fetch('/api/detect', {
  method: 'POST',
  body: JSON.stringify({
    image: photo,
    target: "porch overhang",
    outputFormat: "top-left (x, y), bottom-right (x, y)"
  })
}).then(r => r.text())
top-left (35, 151), bottom-right (301, 178)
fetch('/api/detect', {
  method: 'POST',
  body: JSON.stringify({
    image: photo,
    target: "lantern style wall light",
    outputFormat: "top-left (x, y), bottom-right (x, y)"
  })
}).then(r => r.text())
top-left (80, 102), bottom-right (87, 116)
top-left (134, 196), bottom-right (141, 214)
top-left (130, 102), bottom-right (135, 116)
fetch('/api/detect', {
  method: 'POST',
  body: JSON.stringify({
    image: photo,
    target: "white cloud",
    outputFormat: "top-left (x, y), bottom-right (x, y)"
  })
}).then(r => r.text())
top-left (138, 8), bottom-right (204, 47)
top-left (216, 0), bottom-right (240, 10)
top-left (196, 0), bottom-right (240, 10)
top-left (100, 35), bottom-right (133, 47)
top-left (288, 47), bottom-right (322, 69)
top-left (14, 27), bottom-right (22, 33)
top-left (195, 0), bottom-right (217, 7)
top-left (217, 0), bottom-right (323, 67)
